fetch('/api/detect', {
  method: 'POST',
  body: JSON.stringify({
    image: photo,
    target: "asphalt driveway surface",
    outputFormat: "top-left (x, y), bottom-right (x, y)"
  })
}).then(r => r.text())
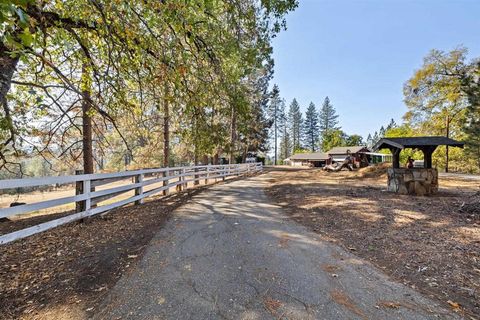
top-left (94, 173), bottom-right (459, 320)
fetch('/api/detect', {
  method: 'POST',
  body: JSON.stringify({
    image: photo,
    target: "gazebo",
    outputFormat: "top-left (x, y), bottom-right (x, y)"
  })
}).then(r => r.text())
top-left (373, 136), bottom-right (464, 195)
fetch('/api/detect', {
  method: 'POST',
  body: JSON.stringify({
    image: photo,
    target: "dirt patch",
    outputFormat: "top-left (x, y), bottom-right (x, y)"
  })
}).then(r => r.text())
top-left (321, 263), bottom-right (342, 273)
top-left (353, 162), bottom-right (390, 179)
top-left (278, 233), bottom-right (290, 248)
top-left (265, 167), bottom-right (480, 318)
top-left (263, 296), bottom-right (282, 315)
top-left (0, 186), bottom-right (209, 320)
top-left (330, 289), bottom-right (367, 319)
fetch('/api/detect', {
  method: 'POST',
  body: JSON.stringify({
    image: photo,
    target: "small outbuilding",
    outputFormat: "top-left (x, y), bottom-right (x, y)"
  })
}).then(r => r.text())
top-left (362, 152), bottom-right (393, 164)
top-left (373, 136), bottom-right (464, 195)
top-left (288, 152), bottom-right (330, 167)
top-left (327, 146), bottom-right (370, 168)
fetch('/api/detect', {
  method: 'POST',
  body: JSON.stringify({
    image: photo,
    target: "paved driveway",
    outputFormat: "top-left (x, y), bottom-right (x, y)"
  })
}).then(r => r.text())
top-left (94, 173), bottom-right (458, 319)
top-left (440, 172), bottom-right (480, 181)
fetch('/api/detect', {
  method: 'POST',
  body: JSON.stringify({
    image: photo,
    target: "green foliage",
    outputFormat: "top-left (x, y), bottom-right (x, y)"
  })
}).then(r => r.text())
top-left (402, 47), bottom-right (479, 172)
top-left (321, 129), bottom-right (347, 152)
top-left (403, 48), bottom-right (468, 138)
top-left (1, 0), bottom-right (298, 173)
top-left (345, 134), bottom-right (363, 146)
top-left (463, 61), bottom-right (480, 170)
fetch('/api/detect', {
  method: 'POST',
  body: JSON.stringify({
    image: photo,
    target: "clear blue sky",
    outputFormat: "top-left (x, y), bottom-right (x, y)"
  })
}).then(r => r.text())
top-left (271, 0), bottom-right (480, 138)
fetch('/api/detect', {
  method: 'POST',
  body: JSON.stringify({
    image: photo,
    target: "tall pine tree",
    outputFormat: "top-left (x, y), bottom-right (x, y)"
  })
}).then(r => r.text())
top-left (279, 105), bottom-right (291, 161)
top-left (288, 98), bottom-right (303, 152)
top-left (303, 102), bottom-right (319, 151)
top-left (267, 85), bottom-right (285, 165)
top-left (366, 134), bottom-right (373, 148)
top-left (379, 126), bottom-right (386, 138)
top-left (318, 96), bottom-right (339, 149)
top-left (386, 118), bottom-right (397, 130)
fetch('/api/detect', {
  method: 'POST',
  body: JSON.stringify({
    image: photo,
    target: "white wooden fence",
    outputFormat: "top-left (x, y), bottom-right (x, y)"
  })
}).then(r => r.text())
top-left (0, 162), bottom-right (263, 245)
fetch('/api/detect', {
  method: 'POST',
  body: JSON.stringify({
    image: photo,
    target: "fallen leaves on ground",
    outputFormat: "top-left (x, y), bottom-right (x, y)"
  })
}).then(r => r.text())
top-left (330, 289), bottom-right (367, 320)
top-left (263, 296), bottom-right (282, 315)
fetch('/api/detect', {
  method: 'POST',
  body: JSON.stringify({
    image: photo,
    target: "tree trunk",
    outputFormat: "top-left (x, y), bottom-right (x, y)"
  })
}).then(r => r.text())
top-left (81, 63), bottom-right (94, 174)
top-left (477, 145), bottom-right (480, 171)
top-left (274, 109), bottom-right (277, 165)
top-left (0, 42), bottom-right (20, 150)
top-left (445, 115), bottom-right (450, 173)
top-left (229, 106), bottom-right (236, 164)
top-left (194, 144), bottom-right (199, 185)
top-left (242, 145), bottom-right (248, 163)
top-left (163, 84), bottom-right (170, 167)
top-left (0, 43), bottom-right (19, 104)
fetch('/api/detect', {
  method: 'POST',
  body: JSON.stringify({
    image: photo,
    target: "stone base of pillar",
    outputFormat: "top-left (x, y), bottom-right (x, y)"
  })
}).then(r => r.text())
top-left (387, 168), bottom-right (438, 196)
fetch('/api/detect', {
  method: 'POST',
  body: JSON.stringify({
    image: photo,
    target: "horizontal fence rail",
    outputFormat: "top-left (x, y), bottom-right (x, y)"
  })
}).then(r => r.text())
top-left (0, 162), bottom-right (263, 245)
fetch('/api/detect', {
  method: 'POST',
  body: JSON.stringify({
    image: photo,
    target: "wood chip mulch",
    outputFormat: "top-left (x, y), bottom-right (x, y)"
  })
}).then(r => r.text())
top-left (265, 167), bottom-right (480, 319)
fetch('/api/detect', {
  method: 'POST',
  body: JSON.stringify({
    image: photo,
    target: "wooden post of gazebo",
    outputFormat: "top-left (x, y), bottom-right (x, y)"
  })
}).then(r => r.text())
top-left (389, 148), bottom-right (401, 169)
top-left (421, 146), bottom-right (436, 169)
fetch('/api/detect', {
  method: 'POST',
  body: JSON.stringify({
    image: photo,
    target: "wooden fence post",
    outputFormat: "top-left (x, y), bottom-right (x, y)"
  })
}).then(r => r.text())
top-left (75, 170), bottom-right (84, 213)
top-left (182, 168), bottom-right (187, 190)
top-left (194, 167), bottom-right (199, 186)
top-left (134, 173), bottom-right (144, 205)
top-left (175, 169), bottom-right (181, 191)
top-left (83, 179), bottom-right (91, 212)
top-left (205, 166), bottom-right (209, 185)
top-left (163, 170), bottom-right (169, 195)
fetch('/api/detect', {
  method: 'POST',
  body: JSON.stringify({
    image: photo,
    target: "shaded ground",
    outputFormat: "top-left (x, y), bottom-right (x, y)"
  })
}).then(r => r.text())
top-left (0, 184), bottom-right (213, 320)
top-left (94, 173), bottom-right (457, 320)
top-left (265, 166), bottom-right (480, 319)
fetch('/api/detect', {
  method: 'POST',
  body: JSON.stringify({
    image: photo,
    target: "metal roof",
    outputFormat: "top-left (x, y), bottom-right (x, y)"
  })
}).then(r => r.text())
top-left (373, 136), bottom-right (464, 151)
top-left (327, 146), bottom-right (369, 154)
top-left (290, 152), bottom-right (330, 161)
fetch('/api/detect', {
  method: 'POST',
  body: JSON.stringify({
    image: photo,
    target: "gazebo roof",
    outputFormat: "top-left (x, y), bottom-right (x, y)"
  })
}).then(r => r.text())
top-left (373, 136), bottom-right (464, 151)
